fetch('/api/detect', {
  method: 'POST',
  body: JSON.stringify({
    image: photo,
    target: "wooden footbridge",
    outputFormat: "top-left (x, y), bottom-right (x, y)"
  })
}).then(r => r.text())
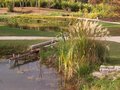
top-left (9, 39), bottom-right (58, 68)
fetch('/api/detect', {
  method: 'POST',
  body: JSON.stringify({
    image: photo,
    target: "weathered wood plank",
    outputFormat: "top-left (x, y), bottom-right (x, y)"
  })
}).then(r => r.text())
top-left (10, 49), bottom-right (40, 60)
top-left (29, 39), bottom-right (58, 50)
top-left (9, 40), bottom-right (58, 68)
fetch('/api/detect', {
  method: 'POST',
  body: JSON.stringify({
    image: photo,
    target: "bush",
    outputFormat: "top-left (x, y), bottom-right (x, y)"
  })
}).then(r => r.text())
top-left (58, 20), bottom-right (109, 80)
top-left (40, 0), bottom-right (48, 8)
top-left (82, 4), bottom-right (93, 13)
top-left (91, 4), bottom-right (116, 18)
top-left (61, 1), bottom-right (70, 11)
top-left (87, 12), bottom-right (99, 18)
top-left (71, 3), bottom-right (117, 18)
top-left (69, 3), bottom-right (80, 12)
top-left (51, 1), bottom-right (62, 9)
top-left (76, 61), bottom-right (91, 77)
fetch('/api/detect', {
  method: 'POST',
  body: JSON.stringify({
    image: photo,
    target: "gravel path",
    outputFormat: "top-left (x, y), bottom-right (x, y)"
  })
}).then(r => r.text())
top-left (0, 36), bottom-right (55, 40)
top-left (94, 36), bottom-right (120, 43)
top-left (0, 36), bottom-right (120, 43)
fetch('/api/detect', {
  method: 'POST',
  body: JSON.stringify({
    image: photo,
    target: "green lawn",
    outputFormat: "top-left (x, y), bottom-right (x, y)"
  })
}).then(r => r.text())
top-left (90, 40), bottom-right (120, 65)
top-left (0, 40), bottom-right (44, 46)
top-left (0, 40), bottom-right (45, 57)
top-left (0, 25), bottom-right (58, 36)
top-left (101, 23), bottom-right (120, 28)
top-left (100, 22), bottom-right (120, 36)
top-left (0, 22), bottom-right (119, 36)
top-left (107, 41), bottom-right (120, 65)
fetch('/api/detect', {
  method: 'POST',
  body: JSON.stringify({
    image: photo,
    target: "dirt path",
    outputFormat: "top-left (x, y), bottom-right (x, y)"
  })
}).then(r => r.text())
top-left (0, 7), bottom-right (65, 15)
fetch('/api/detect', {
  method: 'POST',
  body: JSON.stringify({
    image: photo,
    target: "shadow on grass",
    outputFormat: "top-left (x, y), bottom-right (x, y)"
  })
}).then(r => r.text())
top-left (107, 57), bottom-right (120, 65)
top-left (0, 25), bottom-right (58, 36)
top-left (100, 22), bottom-right (120, 36)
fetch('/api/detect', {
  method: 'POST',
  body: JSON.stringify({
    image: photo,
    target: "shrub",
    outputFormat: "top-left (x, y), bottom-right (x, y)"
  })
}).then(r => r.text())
top-left (69, 2), bottom-right (80, 12)
top-left (61, 1), bottom-right (70, 11)
top-left (51, 1), bottom-right (62, 9)
top-left (40, 0), bottom-right (48, 8)
top-left (87, 12), bottom-right (99, 18)
top-left (70, 3), bottom-right (117, 18)
top-left (58, 20), bottom-right (109, 80)
top-left (91, 4), bottom-right (116, 18)
top-left (82, 4), bottom-right (93, 13)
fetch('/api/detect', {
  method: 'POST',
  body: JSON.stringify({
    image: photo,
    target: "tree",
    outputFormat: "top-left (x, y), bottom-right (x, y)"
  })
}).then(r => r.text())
top-left (7, 0), bottom-right (14, 12)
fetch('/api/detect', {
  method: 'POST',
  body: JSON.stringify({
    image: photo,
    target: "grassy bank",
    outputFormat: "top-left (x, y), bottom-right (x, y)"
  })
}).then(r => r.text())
top-left (40, 40), bottom-right (120, 90)
top-left (0, 40), bottom-right (44, 58)
top-left (107, 41), bottom-right (120, 65)
top-left (0, 17), bottom-right (120, 89)
top-left (0, 40), bottom-right (120, 89)
top-left (101, 22), bottom-right (120, 36)
top-left (39, 20), bottom-right (120, 90)
top-left (0, 25), bottom-right (58, 36)
top-left (0, 22), bottom-right (119, 36)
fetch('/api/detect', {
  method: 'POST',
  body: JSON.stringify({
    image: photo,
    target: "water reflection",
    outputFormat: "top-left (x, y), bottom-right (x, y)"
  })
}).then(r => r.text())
top-left (0, 60), bottom-right (60, 90)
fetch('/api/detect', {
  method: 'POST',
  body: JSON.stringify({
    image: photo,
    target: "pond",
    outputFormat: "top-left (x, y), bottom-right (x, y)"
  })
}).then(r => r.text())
top-left (0, 60), bottom-right (60, 90)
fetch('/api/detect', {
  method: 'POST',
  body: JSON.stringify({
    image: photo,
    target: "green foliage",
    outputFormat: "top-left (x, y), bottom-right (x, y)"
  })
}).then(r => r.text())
top-left (40, 0), bottom-right (48, 8)
top-left (61, 1), bottom-right (70, 11)
top-left (0, 25), bottom-right (58, 36)
top-left (0, 0), bottom-right (119, 18)
top-left (81, 4), bottom-right (93, 13)
top-left (58, 20), bottom-right (109, 80)
top-left (69, 2), bottom-right (80, 12)
top-left (71, 3), bottom-right (119, 18)
top-left (0, 15), bottom-right (74, 30)
top-left (51, 1), bottom-right (62, 9)
top-left (83, 78), bottom-right (120, 90)
top-left (61, 1), bottom-right (80, 12)
top-left (40, 46), bottom-right (58, 62)
top-left (76, 61), bottom-right (91, 77)
top-left (0, 40), bottom-right (44, 58)
top-left (106, 41), bottom-right (120, 65)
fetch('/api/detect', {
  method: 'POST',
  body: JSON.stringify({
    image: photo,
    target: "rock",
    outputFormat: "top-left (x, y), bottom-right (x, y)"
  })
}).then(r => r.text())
top-left (92, 72), bottom-right (105, 79)
top-left (27, 76), bottom-right (34, 80)
top-left (100, 68), bottom-right (109, 74)
top-left (93, 65), bottom-right (120, 80)
top-left (115, 66), bottom-right (120, 72)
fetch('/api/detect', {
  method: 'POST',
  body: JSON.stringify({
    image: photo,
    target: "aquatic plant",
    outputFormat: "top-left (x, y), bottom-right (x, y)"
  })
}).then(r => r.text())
top-left (58, 20), bottom-right (109, 80)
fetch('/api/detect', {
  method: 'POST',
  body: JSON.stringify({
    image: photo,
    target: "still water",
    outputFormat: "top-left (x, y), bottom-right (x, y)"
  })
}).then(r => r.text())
top-left (0, 60), bottom-right (60, 90)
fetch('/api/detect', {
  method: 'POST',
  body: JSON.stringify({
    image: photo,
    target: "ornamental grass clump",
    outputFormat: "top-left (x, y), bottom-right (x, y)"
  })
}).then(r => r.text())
top-left (58, 20), bottom-right (109, 80)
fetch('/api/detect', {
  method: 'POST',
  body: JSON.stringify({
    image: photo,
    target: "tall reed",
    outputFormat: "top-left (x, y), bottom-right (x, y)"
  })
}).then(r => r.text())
top-left (58, 20), bottom-right (109, 80)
